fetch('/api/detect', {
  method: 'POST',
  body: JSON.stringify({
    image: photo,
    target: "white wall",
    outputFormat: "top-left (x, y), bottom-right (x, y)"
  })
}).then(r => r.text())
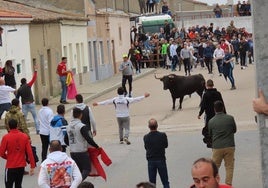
top-left (60, 21), bottom-right (89, 75)
top-left (0, 24), bottom-right (32, 86)
top-left (109, 15), bottom-right (131, 65)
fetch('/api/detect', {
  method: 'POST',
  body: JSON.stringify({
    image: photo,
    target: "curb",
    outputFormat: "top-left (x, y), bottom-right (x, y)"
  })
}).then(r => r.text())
top-left (65, 68), bottom-right (157, 113)
top-left (0, 68), bottom-right (156, 129)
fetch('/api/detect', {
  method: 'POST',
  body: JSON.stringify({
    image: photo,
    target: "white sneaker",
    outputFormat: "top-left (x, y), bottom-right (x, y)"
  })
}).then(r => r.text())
top-left (123, 138), bottom-right (131, 145)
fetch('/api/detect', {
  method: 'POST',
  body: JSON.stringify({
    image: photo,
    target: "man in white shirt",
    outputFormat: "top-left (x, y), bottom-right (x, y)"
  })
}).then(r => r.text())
top-left (213, 44), bottom-right (225, 76)
top-left (0, 78), bottom-right (15, 119)
top-left (93, 87), bottom-right (150, 145)
top-left (38, 140), bottom-right (82, 188)
top-left (169, 39), bottom-right (178, 71)
top-left (38, 98), bottom-right (54, 162)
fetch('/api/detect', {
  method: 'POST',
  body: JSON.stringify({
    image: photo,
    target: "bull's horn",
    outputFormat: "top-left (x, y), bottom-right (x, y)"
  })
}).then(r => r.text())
top-left (154, 73), bottom-right (163, 80)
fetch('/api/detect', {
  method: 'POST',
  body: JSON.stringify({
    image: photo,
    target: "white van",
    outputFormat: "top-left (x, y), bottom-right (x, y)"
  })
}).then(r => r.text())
top-left (133, 14), bottom-right (175, 34)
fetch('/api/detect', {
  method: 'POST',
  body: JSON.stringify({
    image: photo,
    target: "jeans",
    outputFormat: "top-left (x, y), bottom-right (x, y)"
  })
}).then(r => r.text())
top-left (212, 147), bottom-right (235, 185)
top-left (22, 103), bottom-right (39, 133)
top-left (171, 55), bottom-right (178, 71)
top-left (148, 160), bottom-right (170, 188)
top-left (216, 59), bottom-right (223, 74)
top-left (227, 68), bottom-right (235, 87)
top-left (60, 76), bottom-right (67, 102)
top-left (0, 102), bottom-right (11, 119)
top-left (5, 167), bottom-right (24, 188)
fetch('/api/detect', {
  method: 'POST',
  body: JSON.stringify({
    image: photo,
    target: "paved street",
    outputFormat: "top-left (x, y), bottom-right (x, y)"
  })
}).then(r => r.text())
top-left (0, 63), bottom-right (262, 187)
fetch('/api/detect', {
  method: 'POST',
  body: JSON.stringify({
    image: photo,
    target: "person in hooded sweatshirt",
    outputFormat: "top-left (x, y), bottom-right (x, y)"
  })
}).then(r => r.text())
top-left (74, 94), bottom-right (97, 137)
top-left (38, 140), bottom-right (82, 188)
top-left (50, 105), bottom-right (68, 152)
top-left (5, 98), bottom-right (30, 138)
top-left (197, 79), bottom-right (225, 148)
top-left (65, 108), bottom-right (100, 181)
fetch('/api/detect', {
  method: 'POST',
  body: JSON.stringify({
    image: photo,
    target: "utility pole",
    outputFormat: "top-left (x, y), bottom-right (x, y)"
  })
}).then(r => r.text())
top-left (252, 1), bottom-right (268, 187)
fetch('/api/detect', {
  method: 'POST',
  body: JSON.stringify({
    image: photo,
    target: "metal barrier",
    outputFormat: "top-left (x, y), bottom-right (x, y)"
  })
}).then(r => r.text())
top-left (140, 52), bottom-right (164, 68)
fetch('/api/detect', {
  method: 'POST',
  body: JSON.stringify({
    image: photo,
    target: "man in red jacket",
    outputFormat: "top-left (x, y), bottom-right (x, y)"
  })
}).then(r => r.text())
top-left (0, 119), bottom-right (36, 188)
top-left (57, 57), bottom-right (71, 104)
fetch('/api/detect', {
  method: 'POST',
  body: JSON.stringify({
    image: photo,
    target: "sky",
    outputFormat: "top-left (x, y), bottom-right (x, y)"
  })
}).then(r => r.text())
top-left (195, 0), bottom-right (239, 5)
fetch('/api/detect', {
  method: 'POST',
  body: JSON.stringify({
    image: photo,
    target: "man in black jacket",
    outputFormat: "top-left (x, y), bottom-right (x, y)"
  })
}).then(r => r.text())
top-left (143, 118), bottom-right (170, 188)
top-left (198, 79), bottom-right (225, 148)
top-left (16, 66), bottom-right (39, 134)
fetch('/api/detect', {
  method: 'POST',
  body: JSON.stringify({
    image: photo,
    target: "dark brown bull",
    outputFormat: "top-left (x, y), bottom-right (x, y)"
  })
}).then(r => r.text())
top-left (155, 73), bottom-right (205, 110)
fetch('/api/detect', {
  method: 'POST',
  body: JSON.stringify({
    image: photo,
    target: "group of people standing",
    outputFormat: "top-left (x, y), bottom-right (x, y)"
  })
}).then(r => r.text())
top-left (0, 60), bottom-right (39, 134)
top-left (138, 0), bottom-right (171, 15)
top-left (0, 61), bottom-right (41, 187)
top-left (197, 79), bottom-right (236, 187)
top-left (237, 0), bottom-right (251, 16)
top-left (133, 20), bottom-right (253, 90)
top-left (0, 56), bottom-right (98, 187)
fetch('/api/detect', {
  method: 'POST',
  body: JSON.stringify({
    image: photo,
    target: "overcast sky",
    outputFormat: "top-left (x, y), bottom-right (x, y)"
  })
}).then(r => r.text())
top-left (195, 0), bottom-right (239, 5)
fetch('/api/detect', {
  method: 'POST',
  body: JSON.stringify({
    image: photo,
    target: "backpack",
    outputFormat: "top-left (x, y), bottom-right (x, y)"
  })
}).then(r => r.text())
top-left (50, 116), bottom-right (68, 145)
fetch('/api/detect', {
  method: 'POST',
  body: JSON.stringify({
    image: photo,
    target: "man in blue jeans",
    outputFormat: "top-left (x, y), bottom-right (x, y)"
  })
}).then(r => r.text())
top-left (16, 65), bottom-right (39, 134)
top-left (57, 57), bottom-right (70, 104)
top-left (143, 118), bottom-right (170, 188)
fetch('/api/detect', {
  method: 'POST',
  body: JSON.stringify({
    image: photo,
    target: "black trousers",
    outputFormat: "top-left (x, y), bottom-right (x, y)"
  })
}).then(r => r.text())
top-left (71, 152), bottom-right (91, 181)
top-left (5, 167), bottom-right (24, 188)
top-left (40, 134), bottom-right (49, 162)
top-left (204, 57), bottom-right (213, 73)
top-left (240, 52), bottom-right (247, 66)
top-left (122, 75), bottom-right (133, 95)
top-left (183, 58), bottom-right (191, 75)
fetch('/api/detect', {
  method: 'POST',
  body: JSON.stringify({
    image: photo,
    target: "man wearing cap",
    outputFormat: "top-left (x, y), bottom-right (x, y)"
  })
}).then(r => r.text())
top-left (119, 54), bottom-right (134, 97)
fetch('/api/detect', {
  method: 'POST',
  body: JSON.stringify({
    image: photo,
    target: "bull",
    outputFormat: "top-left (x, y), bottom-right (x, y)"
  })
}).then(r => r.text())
top-left (155, 73), bottom-right (206, 110)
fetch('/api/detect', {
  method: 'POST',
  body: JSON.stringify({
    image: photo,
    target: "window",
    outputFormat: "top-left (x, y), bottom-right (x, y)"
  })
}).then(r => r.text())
top-left (39, 56), bottom-right (45, 86)
top-left (119, 26), bottom-right (122, 41)
top-left (88, 41), bottom-right (93, 69)
top-left (107, 40), bottom-right (111, 64)
top-left (99, 41), bottom-right (104, 64)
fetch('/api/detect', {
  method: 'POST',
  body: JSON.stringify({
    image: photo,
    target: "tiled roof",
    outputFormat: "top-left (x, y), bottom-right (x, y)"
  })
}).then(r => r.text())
top-left (0, 9), bottom-right (32, 18)
top-left (191, 0), bottom-right (208, 6)
top-left (0, 0), bottom-right (88, 23)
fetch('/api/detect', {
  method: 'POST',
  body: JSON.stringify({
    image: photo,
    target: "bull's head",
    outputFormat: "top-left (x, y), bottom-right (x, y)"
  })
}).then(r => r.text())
top-left (155, 74), bottom-right (175, 90)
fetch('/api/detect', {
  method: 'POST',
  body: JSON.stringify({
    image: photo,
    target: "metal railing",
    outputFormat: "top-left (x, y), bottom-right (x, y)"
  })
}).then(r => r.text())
top-left (174, 8), bottom-right (235, 22)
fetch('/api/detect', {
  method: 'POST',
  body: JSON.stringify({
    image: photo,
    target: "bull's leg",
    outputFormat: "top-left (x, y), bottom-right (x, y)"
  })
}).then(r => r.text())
top-left (178, 96), bottom-right (184, 110)
top-left (172, 97), bottom-right (176, 110)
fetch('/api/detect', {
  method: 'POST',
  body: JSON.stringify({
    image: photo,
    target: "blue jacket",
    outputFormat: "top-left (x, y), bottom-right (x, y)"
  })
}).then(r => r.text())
top-left (203, 46), bottom-right (214, 58)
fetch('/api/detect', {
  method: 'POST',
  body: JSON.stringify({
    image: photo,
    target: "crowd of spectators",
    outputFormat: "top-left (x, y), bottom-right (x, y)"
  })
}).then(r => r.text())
top-left (130, 20), bottom-right (253, 72)
top-left (236, 0), bottom-right (251, 16)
